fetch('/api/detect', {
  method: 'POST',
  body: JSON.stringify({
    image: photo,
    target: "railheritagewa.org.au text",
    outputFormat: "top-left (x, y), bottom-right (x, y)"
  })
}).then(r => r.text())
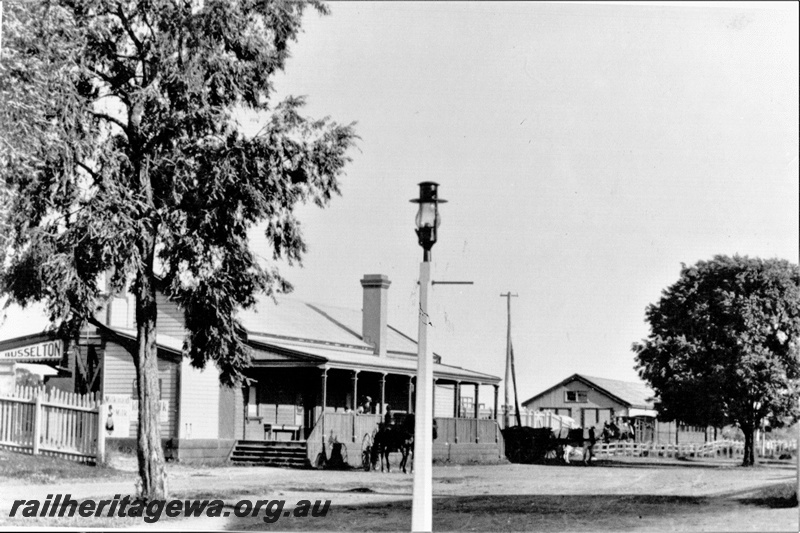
top-left (9, 494), bottom-right (331, 523)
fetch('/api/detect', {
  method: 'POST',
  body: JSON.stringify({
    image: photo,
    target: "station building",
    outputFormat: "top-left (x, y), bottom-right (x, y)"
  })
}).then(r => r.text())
top-left (0, 274), bottom-right (504, 466)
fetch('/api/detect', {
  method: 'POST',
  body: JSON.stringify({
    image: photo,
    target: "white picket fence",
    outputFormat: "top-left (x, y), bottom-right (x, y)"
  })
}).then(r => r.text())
top-left (594, 438), bottom-right (796, 460)
top-left (0, 386), bottom-right (107, 464)
top-left (499, 409), bottom-right (578, 432)
top-left (760, 438), bottom-right (796, 458)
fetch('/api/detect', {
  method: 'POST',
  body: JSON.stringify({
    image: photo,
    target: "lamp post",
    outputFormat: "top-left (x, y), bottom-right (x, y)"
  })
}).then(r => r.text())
top-left (410, 182), bottom-right (446, 532)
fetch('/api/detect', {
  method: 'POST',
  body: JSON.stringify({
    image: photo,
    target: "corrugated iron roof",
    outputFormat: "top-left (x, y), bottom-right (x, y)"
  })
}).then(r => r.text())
top-left (237, 298), bottom-right (373, 350)
top-left (1, 291), bottom-right (501, 384)
top-left (575, 374), bottom-right (656, 408)
top-left (102, 325), bottom-right (185, 355)
top-left (238, 296), bottom-right (421, 355)
top-left (307, 302), bottom-right (420, 354)
top-left (523, 373), bottom-right (656, 409)
top-left (238, 295), bottom-right (443, 355)
top-left (248, 335), bottom-right (500, 384)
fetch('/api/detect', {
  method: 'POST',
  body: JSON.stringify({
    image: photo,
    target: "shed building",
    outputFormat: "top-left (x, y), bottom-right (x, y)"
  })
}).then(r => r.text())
top-left (521, 373), bottom-right (712, 444)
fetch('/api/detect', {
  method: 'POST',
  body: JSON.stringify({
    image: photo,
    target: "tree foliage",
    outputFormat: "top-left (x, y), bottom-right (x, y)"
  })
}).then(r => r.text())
top-left (1, 0), bottom-right (356, 497)
top-left (633, 255), bottom-right (800, 465)
top-left (15, 368), bottom-right (44, 389)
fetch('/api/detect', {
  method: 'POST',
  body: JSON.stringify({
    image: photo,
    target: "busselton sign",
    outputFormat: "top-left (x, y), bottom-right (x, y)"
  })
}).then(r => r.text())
top-left (1, 340), bottom-right (63, 361)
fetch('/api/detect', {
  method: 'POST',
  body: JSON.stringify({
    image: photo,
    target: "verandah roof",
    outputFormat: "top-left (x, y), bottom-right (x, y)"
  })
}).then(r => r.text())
top-left (247, 335), bottom-right (500, 385)
top-left (99, 325), bottom-right (499, 386)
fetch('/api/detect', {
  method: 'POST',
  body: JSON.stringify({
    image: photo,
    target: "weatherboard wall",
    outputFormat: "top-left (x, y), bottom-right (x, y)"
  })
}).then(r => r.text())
top-left (101, 341), bottom-right (178, 438)
top-left (178, 358), bottom-right (221, 440)
top-left (434, 383), bottom-right (456, 418)
top-left (155, 291), bottom-right (187, 339)
top-left (521, 379), bottom-right (628, 424)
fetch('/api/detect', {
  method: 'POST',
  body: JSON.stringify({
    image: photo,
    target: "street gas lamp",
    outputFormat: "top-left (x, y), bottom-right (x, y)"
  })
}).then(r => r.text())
top-left (410, 182), bottom-right (447, 262)
top-left (409, 181), bottom-right (446, 532)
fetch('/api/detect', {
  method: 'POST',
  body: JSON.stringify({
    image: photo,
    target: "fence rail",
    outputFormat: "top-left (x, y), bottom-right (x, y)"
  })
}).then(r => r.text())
top-left (0, 387), bottom-right (106, 464)
top-left (760, 438), bottom-right (796, 458)
top-left (593, 439), bottom-right (796, 460)
top-left (497, 410), bottom-right (577, 431)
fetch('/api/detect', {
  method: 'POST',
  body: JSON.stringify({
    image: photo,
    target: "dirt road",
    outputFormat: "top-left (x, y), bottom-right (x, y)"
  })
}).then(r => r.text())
top-left (0, 456), bottom-right (796, 531)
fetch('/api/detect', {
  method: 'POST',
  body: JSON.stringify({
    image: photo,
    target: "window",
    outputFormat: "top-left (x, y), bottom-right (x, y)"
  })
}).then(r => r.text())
top-left (565, 390), bottom-right (587, 403)
top-left (460, 397), bottom-right (474, 417)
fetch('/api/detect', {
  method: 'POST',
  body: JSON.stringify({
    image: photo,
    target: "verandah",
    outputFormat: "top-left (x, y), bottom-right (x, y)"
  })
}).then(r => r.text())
top-left (242, 367), bottom-right (501, 442)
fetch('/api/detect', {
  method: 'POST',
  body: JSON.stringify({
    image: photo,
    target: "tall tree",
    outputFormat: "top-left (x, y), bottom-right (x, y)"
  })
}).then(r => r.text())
top-left (633, 255), bottom-right (800, 466)
top-left (0, 0), bottom-right (355, 498)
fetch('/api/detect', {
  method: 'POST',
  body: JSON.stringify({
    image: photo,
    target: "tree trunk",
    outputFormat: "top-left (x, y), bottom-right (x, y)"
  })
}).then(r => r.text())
top-left (741, 425), bottom-right (756, 467)
top-left (128, 101), bottom-right (166, 500)
top-left (134, 260), bottom-right (167, 500)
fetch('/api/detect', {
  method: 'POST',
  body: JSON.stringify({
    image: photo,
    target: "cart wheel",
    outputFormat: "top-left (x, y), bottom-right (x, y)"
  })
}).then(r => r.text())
top-left (361, 433), bottom-right (373, 471)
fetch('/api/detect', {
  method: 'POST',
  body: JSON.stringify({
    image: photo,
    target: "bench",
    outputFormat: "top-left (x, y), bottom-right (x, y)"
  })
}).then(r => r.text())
top-left (264, 424), bottom-right (302, 441)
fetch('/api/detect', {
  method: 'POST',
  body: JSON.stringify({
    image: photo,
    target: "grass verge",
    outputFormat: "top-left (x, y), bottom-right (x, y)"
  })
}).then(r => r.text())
top-left (0, 449), bottom-right (132, 484)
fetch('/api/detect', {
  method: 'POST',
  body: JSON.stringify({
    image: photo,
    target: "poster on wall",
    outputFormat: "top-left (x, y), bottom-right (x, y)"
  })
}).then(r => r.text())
top-left (131, 399), bottom-right (169, 421)
top-left (102, 394), bottom-right (133, 438)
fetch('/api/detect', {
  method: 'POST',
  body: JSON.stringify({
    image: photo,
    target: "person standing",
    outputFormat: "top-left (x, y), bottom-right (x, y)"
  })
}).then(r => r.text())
top-left (583, 426), bottom-right (596, 465)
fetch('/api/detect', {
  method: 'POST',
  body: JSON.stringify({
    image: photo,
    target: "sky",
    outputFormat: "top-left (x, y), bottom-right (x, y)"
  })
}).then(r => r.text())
top-left (1, 2), bottom-right (797, 407)
top-left (243, 1), bottom-right (799, 403)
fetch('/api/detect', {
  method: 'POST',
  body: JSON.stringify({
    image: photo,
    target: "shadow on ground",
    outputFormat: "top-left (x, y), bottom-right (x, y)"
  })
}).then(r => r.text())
top-left (230, 486), bottom-right (797, 531)
top-left (583, 458), bottom-right (796, 471)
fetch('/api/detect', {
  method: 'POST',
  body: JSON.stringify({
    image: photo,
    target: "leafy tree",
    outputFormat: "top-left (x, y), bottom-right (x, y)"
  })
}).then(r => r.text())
top-left (633, 255), bottom-right (800, 466)
top-left (15, 367), bottom-right (44, 389)
top-left (0, 0), bottom-right (355, 498)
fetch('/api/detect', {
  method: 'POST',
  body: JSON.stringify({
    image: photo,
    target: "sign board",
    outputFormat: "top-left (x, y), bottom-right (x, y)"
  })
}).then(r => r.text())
top-left (131, 399), bottom-right (169, 420)
top-left (102, 394), bottom-right (169, 438)
top-left (103, 394), bottom-right (133, 438)
top-left (1, 340), bottom-right (63, 362)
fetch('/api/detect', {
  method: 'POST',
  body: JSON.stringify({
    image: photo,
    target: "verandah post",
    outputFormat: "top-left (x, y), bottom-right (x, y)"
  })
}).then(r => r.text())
top-left (454, 381), bottom-right (460, 444)
top-left (474, 383), bottom-right (479, 444)
top-left (379, 373), bottom-right (386, 415)
top-left (408, 376), bottom-right (414, 413)
top-left (351, 370), bottom-right (358, 443)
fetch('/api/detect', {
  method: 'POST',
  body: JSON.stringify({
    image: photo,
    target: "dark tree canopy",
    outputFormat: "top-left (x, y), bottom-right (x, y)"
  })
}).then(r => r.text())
top-left (0, 0), bottom-right (355, 384)
top-left (633, 255), bottom-right (800, 465)
top-left (1, 0), bottom-right (356, 498)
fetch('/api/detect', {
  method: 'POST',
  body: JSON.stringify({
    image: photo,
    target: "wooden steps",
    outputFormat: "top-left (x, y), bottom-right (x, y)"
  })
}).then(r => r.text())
top-left (229, 440), bottom-right (308, 468)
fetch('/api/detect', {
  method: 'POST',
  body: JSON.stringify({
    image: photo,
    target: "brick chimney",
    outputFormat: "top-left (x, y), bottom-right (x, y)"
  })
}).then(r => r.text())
top-left (360, 274), bottom-right (391, 356)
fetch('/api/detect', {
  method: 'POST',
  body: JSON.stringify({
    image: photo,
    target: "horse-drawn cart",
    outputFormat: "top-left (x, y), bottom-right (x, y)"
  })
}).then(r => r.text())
top-left (360, 412), bottom-right (415, 473)
top-left (361, 413), bottom-right (439, 473)
top-left (503, 426), bottom-right (596, 464)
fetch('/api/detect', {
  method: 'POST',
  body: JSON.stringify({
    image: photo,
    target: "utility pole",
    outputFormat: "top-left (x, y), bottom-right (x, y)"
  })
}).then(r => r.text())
top-left (500, 292), bottom-right (521, 428)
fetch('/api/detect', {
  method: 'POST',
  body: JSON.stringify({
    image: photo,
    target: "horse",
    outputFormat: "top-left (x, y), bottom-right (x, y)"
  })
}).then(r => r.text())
top-left (601, 420), bottom-right (635, 443)
top-left (370, 414), bottom-right (415, 473)
top-left (369, 415), bottom-right (438, 473)
top-left (554, 427), bottom-right (596, 465)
